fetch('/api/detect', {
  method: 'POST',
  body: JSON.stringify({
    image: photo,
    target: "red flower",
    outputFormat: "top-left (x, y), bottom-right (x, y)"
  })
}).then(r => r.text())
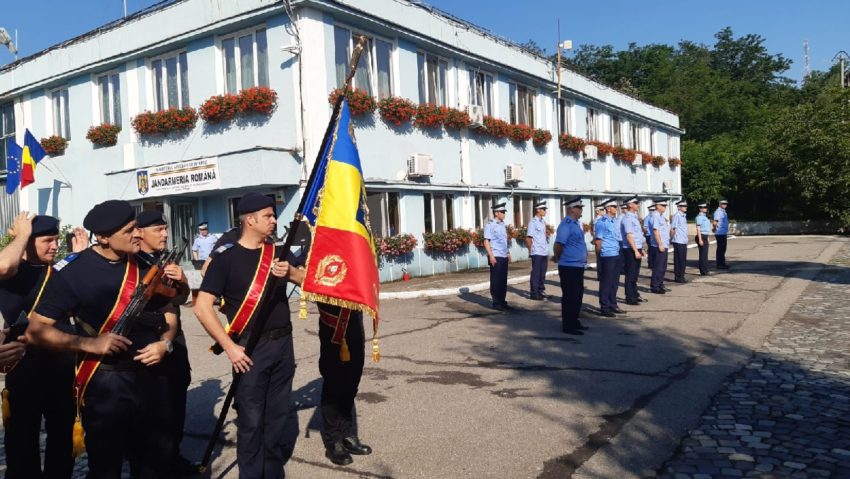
top-left (328, 88), bottom-right (377, 116)
top-left (86, 124), bottom-right (122, 146)
top-left (507, 123), bottom-right (533, 143)
top-left (558, 134), bottom-right (586, 153)
top-left (40, 135), bottom-right (68, 156)
top-left (378, 97), bottom-right (417, 125)
top-left (132, 107), bottom-right (197, 136)
top-left (532, 129), bottom-right (552, 148)
top-left (414, 104), bottom-right (447, 129)
top-left (480, 116), bottom-right (509, 139)
top-left (443, 107), bottom-right (471, 129)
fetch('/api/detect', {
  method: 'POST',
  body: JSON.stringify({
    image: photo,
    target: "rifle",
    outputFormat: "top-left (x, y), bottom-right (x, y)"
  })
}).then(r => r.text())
top-left (111, 246), bottom-right (183, 337)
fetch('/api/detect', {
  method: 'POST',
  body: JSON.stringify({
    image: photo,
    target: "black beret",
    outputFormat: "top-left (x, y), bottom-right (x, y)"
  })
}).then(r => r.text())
top-left (31, 215), bottom-right (60, 237)
top-left (237, 193), bottom-right (275, 215)
top-left (83, 200), bottom-right (135, 235)
top-left (137, 211), bottom-right (167, 228)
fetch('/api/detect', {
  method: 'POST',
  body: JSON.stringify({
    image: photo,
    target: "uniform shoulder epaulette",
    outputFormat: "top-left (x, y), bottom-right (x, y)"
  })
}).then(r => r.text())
top-left (53, 253), bottom-right (79, 272)
top-left (214, 243), bottom-right (235, 255)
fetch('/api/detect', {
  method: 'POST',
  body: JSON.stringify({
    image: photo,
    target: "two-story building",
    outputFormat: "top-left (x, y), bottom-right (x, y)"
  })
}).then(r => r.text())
top-left (0, 0), bottom-right (682, 282)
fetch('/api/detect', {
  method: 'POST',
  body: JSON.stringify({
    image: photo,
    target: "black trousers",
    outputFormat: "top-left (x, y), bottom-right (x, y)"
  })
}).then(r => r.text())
top-left (672, 242), bottom-right (688, 280)
top-left (319, 314), bottom-right (365, 447)
top-left (715, 234), bottom-right (728, 267)
top-left (529, 255), bottom-right (547, 297)
top-left (598, 255), bottom-right (620, 312)
top-left (165, 334), bottom-right (191, 467)
top-left (4, 351), bottom-right (75, 479)
top-left (558, 266), bottom-right (584, 330)
top-left (234, 334), bottom-right (295, 479)
top-left (650, 246), bottom-right (669, 291)
top-left (696, 235), bottom-right (710, 274)
top-left (622, 249), bottom-right (641, 302)
top-left (489, 256), bottom-right (509, 307)
top-left (646, 236), bottom-right (656, 268)
top-left (82, 368), bottom-right (174, 479)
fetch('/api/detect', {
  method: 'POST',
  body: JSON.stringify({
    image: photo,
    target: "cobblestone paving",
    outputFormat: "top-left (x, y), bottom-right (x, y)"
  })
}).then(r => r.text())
top-left (658, 245), bottom-right (850, 479)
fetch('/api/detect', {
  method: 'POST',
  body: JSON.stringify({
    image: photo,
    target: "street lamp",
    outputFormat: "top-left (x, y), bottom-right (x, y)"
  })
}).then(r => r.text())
top-left (0, 27), bottom-right (17, 56)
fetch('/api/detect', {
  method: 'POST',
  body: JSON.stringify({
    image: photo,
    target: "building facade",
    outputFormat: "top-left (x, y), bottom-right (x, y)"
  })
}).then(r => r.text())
top-left (0, 0), bottom-right (682, 282)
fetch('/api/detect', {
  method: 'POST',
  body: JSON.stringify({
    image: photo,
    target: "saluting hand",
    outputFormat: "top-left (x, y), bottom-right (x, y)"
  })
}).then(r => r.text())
top-left (226, 344), bottom-right (253, 373)
top-left (134, 341), bottom-right (167, 366)
top-left (70, 227), bottom-right (89, 253)
top-left (85, 333), bottom-right (132, 356)
top-left (8, 212), bottom-right (33, 239)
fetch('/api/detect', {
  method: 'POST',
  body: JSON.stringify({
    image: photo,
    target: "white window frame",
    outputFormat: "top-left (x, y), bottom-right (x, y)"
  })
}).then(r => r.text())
top-left (95, 71), bottom-right (122, 127)
top-left (424, 193), bottom-right (455, 234)
top-left (508, 82), bottom-right (536, 127)
top-left (0, 102), bottom-right (15, 173)
top-left (366, 191), bottom-right (400, 238)
top-left (558, 98), bottom-right (573, 135)
top-left (628, 121), bottom-right (639, 150)
top-left (49, 87), bottom-right (71, 140)
top-left (668, 135), bottom-right (680, 158)
top-left (474, 194), bottom-right (499, 228)
top-left (148, 50), bottom-right (190, 111)
top-left (417, 51), bottom-right (449, 106)
top-left (586, 107), bottom-right (599, 141)
top-left (611, 115), bottom-right (623, 147)
top-left (218, 26), bottom-right (269, 95)
top-left (512, 194), bottom-right (537, 228)
top-left (650, 128), bottom-right (657, 155)
top-left (469, 68), bottom-right (494, 116)
top-left (333, 24), bottom-right (395, 99)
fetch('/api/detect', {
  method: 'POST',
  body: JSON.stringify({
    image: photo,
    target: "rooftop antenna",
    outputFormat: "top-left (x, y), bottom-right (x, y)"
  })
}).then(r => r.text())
top-left (833, 51), bottom-right (850, 88)
top-left (0, 27), bottom-right (18, 58)
top-left (803, 39), bottom-right (811, 81)
top-left (123, 0), bottom-right (128, 17)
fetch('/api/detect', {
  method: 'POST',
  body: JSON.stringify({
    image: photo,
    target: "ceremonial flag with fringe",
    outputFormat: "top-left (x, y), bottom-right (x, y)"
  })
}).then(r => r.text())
top-left (300, 99), bottom-right (380, 354)
top-left (21, 130), bottom-right (46, 189)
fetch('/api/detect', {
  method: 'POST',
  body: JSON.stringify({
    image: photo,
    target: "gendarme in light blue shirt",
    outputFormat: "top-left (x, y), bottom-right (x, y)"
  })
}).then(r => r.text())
top-left (192, 234), bottom-right (219, 260)
top-left (484, 218), bottom-right (509, 257)
top-left (527, 216), bottom-right (549, 256)
top-left (621, 211), bottom-right (644, 249)
top-left (713, 207), bottom-right (729, 235)
top-left (650, 212), bottom-right (671, 248)
top-left (613, 215), bottom-right (623, 242)
top-left (594, 216), bottom-right (621, 257)
top-left (555, 217), bottom-right (587, 267)
top-left (671, 211), bottom-right (688, 245)
top-left (696, 212), bottom-right (711, 234)
top-left (643, 214), bottom-right (654, 237)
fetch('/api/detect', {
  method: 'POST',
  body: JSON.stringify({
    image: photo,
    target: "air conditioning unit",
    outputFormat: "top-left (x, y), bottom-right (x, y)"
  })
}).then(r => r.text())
top-left (466, 104), bottom-right (484, 127)
top-left (634, 153), bottom-right (643, 164)
top-left (583, 144), bottom-right (598, 162)
top-left (505, 164), bottom-right (524, 184)
top-left (407, 153), bottom-right (434, 178)
top-left (662, 179), bottom-right (673, 193)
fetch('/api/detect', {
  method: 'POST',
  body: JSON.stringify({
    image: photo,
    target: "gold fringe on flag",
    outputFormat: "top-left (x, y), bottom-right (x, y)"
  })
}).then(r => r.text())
top-left (372, 337), bottom-right (380, 363)
top-left (339, 337), bottom-right (351, 362)
top-left (299, 295), bottom-right (308, 320)
top-left (301, 291), bottom-right (381, 363)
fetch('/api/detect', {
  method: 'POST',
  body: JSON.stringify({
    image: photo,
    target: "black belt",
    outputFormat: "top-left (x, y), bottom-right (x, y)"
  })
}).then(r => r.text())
top-left (242, 323), bottom-right (293, 343)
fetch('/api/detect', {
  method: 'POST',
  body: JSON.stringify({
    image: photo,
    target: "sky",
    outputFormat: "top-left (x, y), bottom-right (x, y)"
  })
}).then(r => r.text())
top-left (2, 0), bottom-right (848, 83)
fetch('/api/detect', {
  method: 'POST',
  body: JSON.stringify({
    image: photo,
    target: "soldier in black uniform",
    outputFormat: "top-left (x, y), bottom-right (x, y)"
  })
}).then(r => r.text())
top-left (317, 302), bottom-right (373, 466)
top-left (0, 213), bottom-right (84, 479)
top-left (135, 210), bottom-right (197, 476)
top-left (193, 193), bottom-right (304, 479)
top-left (27, 200), bottom-right (178, 479)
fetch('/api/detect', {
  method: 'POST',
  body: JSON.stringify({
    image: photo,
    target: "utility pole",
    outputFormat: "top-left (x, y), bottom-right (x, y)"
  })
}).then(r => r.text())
top-left (555, 20), bottom-right (571, 133)
top-left (803, 39), bottom-right (811, 81)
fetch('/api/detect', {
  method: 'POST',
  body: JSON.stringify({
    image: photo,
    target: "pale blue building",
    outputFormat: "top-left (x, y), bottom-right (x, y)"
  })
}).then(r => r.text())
top-left (0, 0), bottom-right (682, 282)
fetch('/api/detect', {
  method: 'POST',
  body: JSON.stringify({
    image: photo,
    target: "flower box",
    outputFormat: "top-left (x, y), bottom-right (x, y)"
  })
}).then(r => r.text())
top-left (239, 86), bottom-right (278, 115)
top-left (481, 116), bottom-right (509, 139)
top-left (132, 107), bottom-right (198, 136)
top-left (588, 140), bottom-right (615, 157)
top-left (41, 135), bottom-right (68, 156)
top-left (423, 228), bottom-right (473, 254)
top-left (378, 96), bottom-right (417, 126)
top-left (414, 103), bottom-right (446, 129)
top-left (558, 134), bottom-right (586, 153)
top-left (86, 124), bottom-right (121, 147)
top-left (199, 93), bottom-right (241, 124)
top-left (507, 123), bottom-right (533, 143)
top-left (532, 128), bottom-right (553, 148)
top-left (637, 151), bottom-right (653, 166)
top-left (612, 147), bottom-right (637, 164)
top-left (443, 107), bottom-right (471, 129)
top-left (651, 155), bottom-right (666, 167)
top-left (378, 233), bottom-right (418, 257)
top-left (669, 158), bottom-right (682, 167)
top-left (328, 88), bottom-right (376, 116)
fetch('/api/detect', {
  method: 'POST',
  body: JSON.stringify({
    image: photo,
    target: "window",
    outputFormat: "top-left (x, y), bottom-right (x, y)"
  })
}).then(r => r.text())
top-left (51, 88), bottom-right (71, 140)
top-left (366, 191), bottom-right (400, 238)
top-left (418, 52), bottom-right (448, 106)
top-left (474, 194), bottom-right (499, 228)
top-left (424, 193), bottom-right (454, 233)
top-left (668, 135), bottom-right (680, 158)
top-left (586, 108), bottom-right (599, 141)
top-left (221, 28), bottom-right (268, 94)
top-left (151, 52), bottom-right (189, 111)
top-left (97, 73), bottom-right (122, 126)
top-left (334, 26), bottom-right (394, 99)
top-left (558, 98), bottom-right (572, 135)
top-left (649, 128), bottom-right (657, 155)
top-left (509, 83), bottom-right (536, 127)
top-left (629, 122), bottom-right (640, 149)
top-left (0, 102), bottom-right (14, 172)
top-left (612, 116), bottom-right (622, 147)
top-left (512, 195), bottom-right (537, 228)
top-left (469, 70), bottom-right (493, 115)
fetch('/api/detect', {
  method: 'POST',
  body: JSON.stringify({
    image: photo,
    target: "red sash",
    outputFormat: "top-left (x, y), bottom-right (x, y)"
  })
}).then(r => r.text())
top-left (225, 242), bottom-right (275, 337)
top-left (318, 306), bottom-right (351, 346)
top-left (73, 259), bottom-right (139, 404)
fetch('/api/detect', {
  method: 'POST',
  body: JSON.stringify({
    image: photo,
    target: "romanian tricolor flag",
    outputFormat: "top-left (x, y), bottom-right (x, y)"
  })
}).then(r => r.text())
top-left (300, 99), bottom-right (380, 359)
top-left (21, 130), bottom-right (46, 189)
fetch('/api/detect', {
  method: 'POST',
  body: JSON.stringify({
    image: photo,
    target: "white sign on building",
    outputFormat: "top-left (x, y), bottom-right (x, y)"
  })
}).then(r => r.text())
top-left (136, 158), bottom-right (221, 197)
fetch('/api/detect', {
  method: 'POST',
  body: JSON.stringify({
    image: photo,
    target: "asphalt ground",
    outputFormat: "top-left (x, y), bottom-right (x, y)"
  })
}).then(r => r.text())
top-left (2, 235), bottom-right (847, 478)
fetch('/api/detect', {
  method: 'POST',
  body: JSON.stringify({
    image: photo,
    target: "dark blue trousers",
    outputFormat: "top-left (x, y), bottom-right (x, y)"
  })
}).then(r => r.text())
top-left (598, 255), bottom-right (620, 312)
top-left (529, 255), bottom-right (547, 297)
top-left (319, 314), bottom-right (365, 447)
top-left (696, 235), bottom-right (710, 274)
top-left (490, 256), bottom-right (509, 307)
top-left (715, 235), bottom-right (728, 267)
top-left (646, 235), bottom-right (655, 268)
top-left (651, 246), bottom-right (669, 291)
top-left (235, 335), bottom-right (296, 479)
top-left (672, 242), bottom-right (688, 280)
top-left (622, 249), bottom-right (641, 302)
top-left (558, 266), bottom-right (584, 331)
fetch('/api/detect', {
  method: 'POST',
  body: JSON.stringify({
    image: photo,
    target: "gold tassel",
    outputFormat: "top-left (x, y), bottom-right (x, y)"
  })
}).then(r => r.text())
top-left (372, 337), bottom-right (380, 363)
top-left (72, 414), bottom-right (85, 457)
top-left (299, 296), bottom-right (308, 320)
top-left (339, 338), bottom-right (351, 362)
top-left (2, 388), bottom-right (10, 427)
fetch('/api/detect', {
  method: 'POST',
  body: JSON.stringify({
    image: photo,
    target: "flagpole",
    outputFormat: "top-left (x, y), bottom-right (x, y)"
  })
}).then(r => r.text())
top-left (198, 35), bottom-right (368, 474)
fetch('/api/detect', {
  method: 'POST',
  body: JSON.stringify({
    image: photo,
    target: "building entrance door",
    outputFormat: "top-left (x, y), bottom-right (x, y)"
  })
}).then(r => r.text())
top-left (169, 201), bottom-right (196, 262)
